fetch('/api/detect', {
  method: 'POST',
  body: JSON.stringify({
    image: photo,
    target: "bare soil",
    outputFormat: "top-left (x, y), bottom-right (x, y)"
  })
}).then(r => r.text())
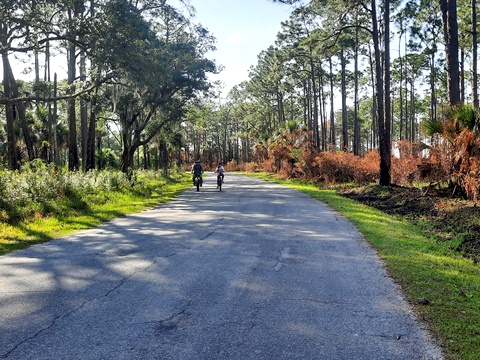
top-left (339, 184), bottom-right (480, 260)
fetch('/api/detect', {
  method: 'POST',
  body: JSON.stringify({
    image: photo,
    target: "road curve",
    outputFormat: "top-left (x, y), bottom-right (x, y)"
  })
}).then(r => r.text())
top-left (0, 173), bottom-right (443, 359)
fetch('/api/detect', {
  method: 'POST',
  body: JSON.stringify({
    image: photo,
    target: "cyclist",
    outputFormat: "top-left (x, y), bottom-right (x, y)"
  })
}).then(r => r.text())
top-left (191, 159), bottom-right (204, 187)
top-left (215, 162), bottom-right (225, 186)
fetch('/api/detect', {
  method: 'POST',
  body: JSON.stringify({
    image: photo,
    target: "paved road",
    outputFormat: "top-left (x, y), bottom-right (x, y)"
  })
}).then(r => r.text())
top-left (0, 174), bottom-right (443, 359)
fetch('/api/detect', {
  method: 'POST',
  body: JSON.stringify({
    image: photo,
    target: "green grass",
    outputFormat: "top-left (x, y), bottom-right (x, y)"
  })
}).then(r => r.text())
top-left (0, 172), bottom-right (192, 256)
top-left (2, 169), bottom-right (479, 358)
top-left (248, 172), bottom-right (480, 360)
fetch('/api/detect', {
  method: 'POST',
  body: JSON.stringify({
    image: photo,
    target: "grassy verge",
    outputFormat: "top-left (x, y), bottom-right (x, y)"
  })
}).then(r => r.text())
top-left (249, 172), bottom-right (479, 360)
top-left (0, 171), bottom-right (192, 256)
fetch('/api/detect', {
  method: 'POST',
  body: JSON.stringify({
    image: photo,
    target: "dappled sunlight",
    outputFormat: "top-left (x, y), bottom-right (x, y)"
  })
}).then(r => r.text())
top-left (0, 295), bottom-right (46, 325)
top-left (56, 272), bottom-right (101, 291)
top-left (0, 174), bottom-right (442, 359)
top-left (106, 258), bottom-right (158, 276)
top-left (231, 278), bottom-right (274, 296)
top-left (0, 258), bottom-right (56, 292)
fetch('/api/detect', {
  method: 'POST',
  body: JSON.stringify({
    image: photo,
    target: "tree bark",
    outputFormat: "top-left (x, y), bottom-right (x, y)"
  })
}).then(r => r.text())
top-left (53, 74), bottom-right (59, 166)
top-left (67, 42), bottom-right (79, 171)
top-left (399, 29), bottom-right (404, 139)
top-left (440, 0), bottom-right (461, 105)
top-left (460, 48), bottom-right (465, 103)
top-left (318, 62), bottom-right (327, 151)
top-left (341, 49), bottom-right (348, 152)
top-left (353, 16), bottom-right (360, 156)
top-left (309, 57), bottom-right (320, 148)
top-left (86, 87), bottom-right (98, 171)
top-left (80, 51), bottom-right (88, 170)
top-left (430, 51), bottom-right (437, 123)
top-left (67, 7), bottom-right (80, 171)
top-left (2, 51), bottom-right (19, 170)
top-left (371, 0), bottom-right (390, 186)
top-left (383, 0), bottom-right (392, 185)
top-left (473, 0), bottom-right (478, 108)
top-left (329, 58), bottom-right (335, 149)
top-left (368, 44), bottom-right (377, 151)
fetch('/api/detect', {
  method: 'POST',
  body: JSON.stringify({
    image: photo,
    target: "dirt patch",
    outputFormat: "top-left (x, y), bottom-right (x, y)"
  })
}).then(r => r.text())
top-left (339, 184), bottom-right (480, 260)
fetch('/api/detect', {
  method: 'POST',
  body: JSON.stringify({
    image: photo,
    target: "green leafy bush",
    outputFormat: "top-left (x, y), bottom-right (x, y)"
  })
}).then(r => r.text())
top-left (0, 161), bottom-right (141, 223)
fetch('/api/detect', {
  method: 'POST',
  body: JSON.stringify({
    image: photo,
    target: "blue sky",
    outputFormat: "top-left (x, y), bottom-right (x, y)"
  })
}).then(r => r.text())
top-left (187, 0), bottom-right (298, 96)
top-left (7, 1), bottom-right (298, 97)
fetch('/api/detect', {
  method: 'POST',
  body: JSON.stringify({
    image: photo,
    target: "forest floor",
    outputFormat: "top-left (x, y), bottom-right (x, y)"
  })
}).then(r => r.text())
top-left (339, 184), bottom-right (480, 261)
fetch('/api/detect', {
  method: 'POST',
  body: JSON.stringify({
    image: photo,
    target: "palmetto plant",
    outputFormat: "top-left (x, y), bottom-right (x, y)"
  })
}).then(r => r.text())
top-left (423, 104), bottom-right (480, 139)
top-left (422, 104), bottom-right (480, 199)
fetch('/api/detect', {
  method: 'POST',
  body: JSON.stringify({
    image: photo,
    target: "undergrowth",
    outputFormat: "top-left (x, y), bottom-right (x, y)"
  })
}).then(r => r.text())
top-left (0, 163), bottom-right (190, 255)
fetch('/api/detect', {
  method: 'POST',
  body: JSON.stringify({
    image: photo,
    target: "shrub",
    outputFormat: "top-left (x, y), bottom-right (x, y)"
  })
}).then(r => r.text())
top-left (421, 104), bottom-right (480, 199)
top-left (0, 162), bottom-right (141, 223)
top-left (236, 162), bottom-right (258, 172)
top-left (255, 127), bottom-right (380, 185)
top-left (315, 151), bottom-right (379, 184)
top-left (391, 156), bottom-right (422, 185)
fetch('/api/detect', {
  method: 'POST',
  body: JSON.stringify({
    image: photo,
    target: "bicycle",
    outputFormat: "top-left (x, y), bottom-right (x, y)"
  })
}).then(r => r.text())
top-left (217, 173), bottom-right (223, 191)
top-left (193, 175), bottom-right (202, 192)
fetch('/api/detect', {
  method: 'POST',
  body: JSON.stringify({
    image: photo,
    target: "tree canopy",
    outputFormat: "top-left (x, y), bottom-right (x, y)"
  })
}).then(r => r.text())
top-left (1, 0), bottom-right (478, 193)
top-left (0, 0), bottom-right (216, 172)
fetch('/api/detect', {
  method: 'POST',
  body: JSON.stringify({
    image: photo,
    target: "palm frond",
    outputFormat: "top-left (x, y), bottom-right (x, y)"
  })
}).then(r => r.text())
top-left (451, 104), bottom-right (479, 131)
top-left (422, 119), bottom-right (443, 136)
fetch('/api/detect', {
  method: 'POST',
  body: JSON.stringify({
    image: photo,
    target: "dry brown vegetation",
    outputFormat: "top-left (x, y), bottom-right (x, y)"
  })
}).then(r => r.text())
top-left (230, 128), bottom-right (480, 261)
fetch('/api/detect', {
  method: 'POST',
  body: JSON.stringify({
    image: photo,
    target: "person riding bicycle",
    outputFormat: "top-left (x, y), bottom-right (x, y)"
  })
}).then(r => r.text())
top-left (191, 159), bottom-right (204, 186)
top-left (215, 162), bottom-right (225, 184)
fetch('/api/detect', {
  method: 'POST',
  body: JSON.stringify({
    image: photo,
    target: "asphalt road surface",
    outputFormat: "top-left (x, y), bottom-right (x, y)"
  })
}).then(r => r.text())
top-left (0, 173), bottom-right (443, 359)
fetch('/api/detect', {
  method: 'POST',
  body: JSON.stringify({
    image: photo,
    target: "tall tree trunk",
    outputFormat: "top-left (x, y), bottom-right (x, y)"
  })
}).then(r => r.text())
top-left (341, 49), bottom-right (348, 152)
top-left (353, 17), bottom-right (360, 156)
top-left (383, 1), bottom-right (392, 147)
top-left (306, 80), bottom-right (313, 134)
top-left (404, 36), bottom-right (409, 140)
top-left (309, 58), bottom-right (320, 148)
top-left (430, 51), bottom-right (437, 122)
top-left (368, 44), bottom-right (377, 151)
top-left (2, 51), bottom-right (19, 170)
top-left (86, 86), bottom-right (98, 171)
top-left (399, 32), bottom-right (404, 139)
top-left (67, 40), bottom-right (79, 171)
top-left (440, 0), bottom-right (461, 105)
top-left (473, 0), bottom-right (478, 108)
top-left (53, 74), bottom-right (59, 166)
top-left (223, 120), bottom-right (227, 164)
top-left (96, 132), bottom-right (102, 169)
top-left (318, 64), bottom-right (327, 150)
top-left (329, 58), bottom-right (335, 149)
top-left (383, 0), bottom-right (392, 185)
top-left (121, 130), bottom-right (134, 173)
top-left (34, 38), bottom-right (40, 101)
top-left (160, 140), bottom-right (168, 176)
top-left (460, 48), bottom-right (465, 103)
top-left (67, 6), bottom-right (80, 171)
top-left (277, 91), bottom-right (284, 124)
top-left (80, 51), bottom-right (88, 170)
top-left (372, 0), bottom-right (390, 185)
top-left (67, 1), bottom-right (86, 171)
top-left (45, 39), bottom-right (54, 164)
top-left (302, 80), bottom-right (308, 128)
top-left (410, 81), bottom-right (415, 142)
top-left (85, 0), bottom-right (97, 171)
